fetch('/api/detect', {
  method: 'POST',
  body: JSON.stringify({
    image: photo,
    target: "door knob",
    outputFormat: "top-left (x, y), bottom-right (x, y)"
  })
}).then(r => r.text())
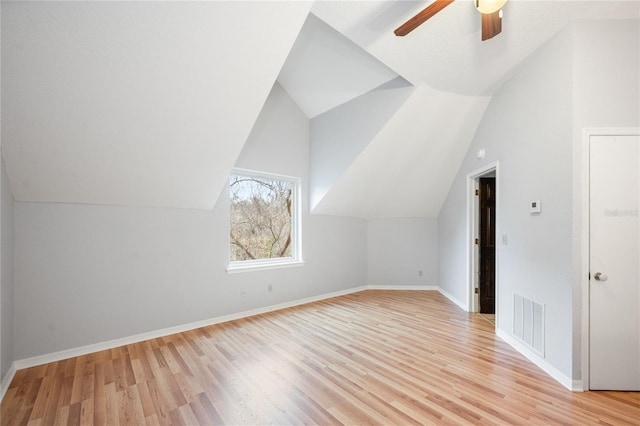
top-left (594, 272), bottom-right (608, 281)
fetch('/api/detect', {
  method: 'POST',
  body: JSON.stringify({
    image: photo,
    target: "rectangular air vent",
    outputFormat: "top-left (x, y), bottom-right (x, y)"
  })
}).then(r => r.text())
top-left (513, 294), bottom-right (545, 357)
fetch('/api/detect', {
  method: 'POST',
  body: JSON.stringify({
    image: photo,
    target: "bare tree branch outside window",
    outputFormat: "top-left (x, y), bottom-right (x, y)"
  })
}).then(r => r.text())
top-left (230, 174), bottom-right (293, 261)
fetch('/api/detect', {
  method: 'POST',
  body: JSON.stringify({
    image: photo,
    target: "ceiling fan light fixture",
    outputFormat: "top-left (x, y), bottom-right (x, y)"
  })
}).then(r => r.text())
top-left (475, 0), bottom-right (507, 15)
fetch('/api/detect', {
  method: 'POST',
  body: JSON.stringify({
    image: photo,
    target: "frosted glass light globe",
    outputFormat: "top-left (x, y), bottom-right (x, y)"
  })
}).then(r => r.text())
top-left (475, 0), bottom-right (508, 14)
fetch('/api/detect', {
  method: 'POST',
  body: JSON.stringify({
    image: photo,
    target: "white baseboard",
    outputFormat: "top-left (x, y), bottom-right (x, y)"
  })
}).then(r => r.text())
top-left (367, 285), bottom-right (438, 291)
top-left (437, 287), bottom-right (467, 311)
top-left (3, 286), bottom-right (583, 405)
top-left (0, 362), bottom-right (17, 402)
top-left (496, 329), bottom-right (577, 391)
top-left (12, 286), bottom-right (442, 372)
top-left (14, 286), bottom-right (369, 372)
top-left (572, 380), bottom-right (584, 392)
top-left (437, 291), bottom-right (582, 393)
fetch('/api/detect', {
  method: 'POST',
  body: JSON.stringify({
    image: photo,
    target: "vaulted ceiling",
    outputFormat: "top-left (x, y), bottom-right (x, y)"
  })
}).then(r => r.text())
top-left (1, 1), bottom-right (311, 209)
top-left (2, 1), bottom-right (638, 217)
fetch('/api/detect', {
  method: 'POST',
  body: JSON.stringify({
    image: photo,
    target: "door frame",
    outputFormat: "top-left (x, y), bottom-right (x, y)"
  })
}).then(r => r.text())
top-left (467, 161), bottom-right (500, 325)
top-left (580, 127), bottom-right (639, 391)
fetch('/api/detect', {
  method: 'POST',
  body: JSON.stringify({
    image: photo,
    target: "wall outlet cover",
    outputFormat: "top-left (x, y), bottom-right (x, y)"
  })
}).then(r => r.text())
top-left (530, 200), bottom-right (541, 214)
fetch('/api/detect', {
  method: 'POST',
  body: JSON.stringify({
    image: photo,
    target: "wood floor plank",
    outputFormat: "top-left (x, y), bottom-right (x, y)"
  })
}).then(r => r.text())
top-left (65, 401), bottom-right (81, 426)
top-left (2, 290), bottom-right (639, 425)
top-left (52, 404), bottom-right (68, 426)
top-left (144, 377), bottom-right (174, 423)
top-left (92, 363), bottom-right (106, 425)
top-left (79, 399), bottom-right (94, 426)
top-left (102, 382), bottom-right (118, 426)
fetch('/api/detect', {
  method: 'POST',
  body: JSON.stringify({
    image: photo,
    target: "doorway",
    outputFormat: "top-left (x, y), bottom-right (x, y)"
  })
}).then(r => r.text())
top-left (467, 162), bottom-right (499, 323)
top-left (478, 177), bottom-right (496, 314)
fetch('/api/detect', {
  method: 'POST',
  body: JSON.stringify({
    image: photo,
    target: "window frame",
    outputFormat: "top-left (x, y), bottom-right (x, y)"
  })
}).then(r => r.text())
top-left (226, 168), bottom-right (304, 273)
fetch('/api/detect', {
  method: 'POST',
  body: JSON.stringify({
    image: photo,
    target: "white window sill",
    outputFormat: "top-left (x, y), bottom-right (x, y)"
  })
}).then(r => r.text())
top-left (226, 259), bottom-right (305, 274)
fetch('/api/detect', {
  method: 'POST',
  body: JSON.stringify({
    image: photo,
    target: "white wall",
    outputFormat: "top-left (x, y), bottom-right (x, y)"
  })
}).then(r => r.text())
top-left (1, 6), bottom-right (15, 382)
top-left (439, 19), bottom-right (640, 383)
top-left (367, 218), bottom-right (437, 287)
top-left (439, 27), bottom-right (575, 377)
top-left (13, 83), bottom-right (367, 360)
top-left (573, 20), bottom-right (640, 129)
top-left (1, 154), bottom-right (15, 384)
top-left (571, 19), bottom-right (640, 379)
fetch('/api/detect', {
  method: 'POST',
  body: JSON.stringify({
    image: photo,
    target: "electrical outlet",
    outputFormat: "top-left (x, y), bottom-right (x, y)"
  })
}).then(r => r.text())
top-left (241, 288), bottom-right (246, 296)
top-left (268, 284), bottom-right (273, 292)
top-left (418, 270), bottom-right (423, 277)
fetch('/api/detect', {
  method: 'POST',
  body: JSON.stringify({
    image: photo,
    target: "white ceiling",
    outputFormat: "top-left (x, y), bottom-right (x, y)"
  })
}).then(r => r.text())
top-left (312, 0), bottom-right (640, 95)
top-left (300, 0), bottom-right (640, 218)
top-left (1, 1), bottom-right (638, 217)
top-left (278, 13), bottom-right (398, 118)
top-left (1, 1), bottom-right (311, 209)
top-left (311, 84), bottom-right (490, 218)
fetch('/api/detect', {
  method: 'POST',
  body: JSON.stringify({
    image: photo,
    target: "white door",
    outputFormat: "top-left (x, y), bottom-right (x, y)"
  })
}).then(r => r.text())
top-left (589, 134), bottom-right (640, 391)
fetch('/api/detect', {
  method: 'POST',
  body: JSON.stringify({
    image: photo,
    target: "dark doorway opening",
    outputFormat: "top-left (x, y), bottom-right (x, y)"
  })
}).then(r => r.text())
top-left (479, 177), bottom-right (496, 314)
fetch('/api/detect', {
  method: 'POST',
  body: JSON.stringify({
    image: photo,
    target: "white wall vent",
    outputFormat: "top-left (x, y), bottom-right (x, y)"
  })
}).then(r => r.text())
top-left (513, 294), bottom-right (545, 357)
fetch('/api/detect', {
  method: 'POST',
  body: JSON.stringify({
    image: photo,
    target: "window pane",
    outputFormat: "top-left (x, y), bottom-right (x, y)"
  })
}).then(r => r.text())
top-left (230, 174), bottom-right (293, 261)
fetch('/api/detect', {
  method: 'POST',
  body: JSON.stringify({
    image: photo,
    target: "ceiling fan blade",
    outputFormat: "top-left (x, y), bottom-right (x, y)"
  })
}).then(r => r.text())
top-left (481, 10), bottom-right (502, 41)
top-left (394, 0), bottom-right (456, 37)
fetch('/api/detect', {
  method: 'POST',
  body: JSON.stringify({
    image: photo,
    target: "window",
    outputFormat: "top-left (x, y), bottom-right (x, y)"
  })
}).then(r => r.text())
top-left (227, 169), bottom-right (302, 272)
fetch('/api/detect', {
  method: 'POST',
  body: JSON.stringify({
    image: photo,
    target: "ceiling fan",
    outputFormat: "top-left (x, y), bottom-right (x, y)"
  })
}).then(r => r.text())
top-left (395, 0), bottom-right (507, 41)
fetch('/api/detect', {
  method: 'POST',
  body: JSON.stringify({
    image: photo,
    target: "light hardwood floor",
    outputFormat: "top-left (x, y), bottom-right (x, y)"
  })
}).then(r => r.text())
top-left (1, 290), bottom-right (639, 425)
